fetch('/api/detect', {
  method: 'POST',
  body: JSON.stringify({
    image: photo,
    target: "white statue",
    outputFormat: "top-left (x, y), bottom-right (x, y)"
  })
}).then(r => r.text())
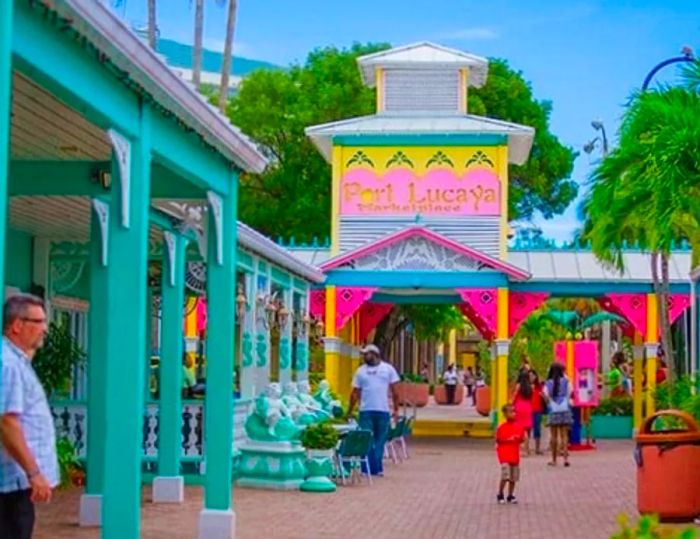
top-left (313, 380), bottom-right (342, 417)
top-left (297, 380), bottom-right (330, 420)
top-left (282, 382), bottom-right (316, 425)
top-left (245, 382), bottom-right (300, 441)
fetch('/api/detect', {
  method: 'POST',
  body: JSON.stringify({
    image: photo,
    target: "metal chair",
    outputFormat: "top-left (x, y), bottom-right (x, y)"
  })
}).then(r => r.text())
top-left (385, 417), bottom-right (407, 464)
top-left (335, 429), bottom-right (373, 486)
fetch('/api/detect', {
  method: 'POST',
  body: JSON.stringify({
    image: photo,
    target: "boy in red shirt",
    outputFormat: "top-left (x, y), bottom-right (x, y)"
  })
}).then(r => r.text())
top-left (496, 403), bottom-right (525, 504)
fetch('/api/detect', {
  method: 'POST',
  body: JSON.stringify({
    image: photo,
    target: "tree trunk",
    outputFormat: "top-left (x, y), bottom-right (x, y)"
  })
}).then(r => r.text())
top-left (218, 0), bottom-right (237, 113)
top-left (373, 306), bottom-right (407, 358)
top-left (147, 0), bottom-right (157, 50)
top-left (192, 0), bottom-right (204, 87)
top-left (660, 252), bottom-right (674, 379)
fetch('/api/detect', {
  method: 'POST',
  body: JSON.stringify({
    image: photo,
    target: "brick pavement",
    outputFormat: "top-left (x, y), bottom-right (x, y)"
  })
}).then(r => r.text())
top-left (35, 438), bottom-right (640, 539)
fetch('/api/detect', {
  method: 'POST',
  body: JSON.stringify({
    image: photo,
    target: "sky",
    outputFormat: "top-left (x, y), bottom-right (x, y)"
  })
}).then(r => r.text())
top-left (113, 0), bottom-right (700, 243)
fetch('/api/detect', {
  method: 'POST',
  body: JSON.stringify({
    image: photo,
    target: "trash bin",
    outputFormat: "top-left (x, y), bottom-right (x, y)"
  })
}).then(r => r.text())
top-left (636, 410), bottom-right (700, 521)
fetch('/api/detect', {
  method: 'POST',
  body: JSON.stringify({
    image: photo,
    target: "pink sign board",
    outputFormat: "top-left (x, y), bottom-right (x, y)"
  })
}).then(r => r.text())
top-left (340, 167), bottom-right (500, 217)
top-left (572, 341), bottom-right (599, 407)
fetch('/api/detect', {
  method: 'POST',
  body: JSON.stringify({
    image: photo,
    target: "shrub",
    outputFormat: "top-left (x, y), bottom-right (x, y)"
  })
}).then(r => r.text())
top-left (595, 396), bottom-right (633, 417)
top-left (611, 514), bottom-right (697, 538)
top-left (299, 422), bottom-right (340, 450)
top-left (401, 373), bottom-right (425, 384)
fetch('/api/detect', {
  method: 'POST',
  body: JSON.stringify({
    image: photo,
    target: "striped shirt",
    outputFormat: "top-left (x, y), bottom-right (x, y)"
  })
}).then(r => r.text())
top-left (0, 337), bottom-right (59, 492)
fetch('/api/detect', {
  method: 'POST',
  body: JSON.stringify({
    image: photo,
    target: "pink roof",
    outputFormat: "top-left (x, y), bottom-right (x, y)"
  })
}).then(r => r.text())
top-left (320, 226), bottom-right (530, 281)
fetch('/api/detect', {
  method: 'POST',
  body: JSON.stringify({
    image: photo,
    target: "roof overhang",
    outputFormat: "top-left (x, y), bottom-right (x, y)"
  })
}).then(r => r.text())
top-left (305, 115), bottom-right (535, 165)
top-left (357, 42), bottom-right (489, 88)
top-left (54, 0), bottom-right (267, 173)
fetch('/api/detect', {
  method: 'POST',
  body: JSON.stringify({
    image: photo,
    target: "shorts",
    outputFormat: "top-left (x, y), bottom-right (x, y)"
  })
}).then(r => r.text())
top-left (500, 464), bottom-right (520, 482)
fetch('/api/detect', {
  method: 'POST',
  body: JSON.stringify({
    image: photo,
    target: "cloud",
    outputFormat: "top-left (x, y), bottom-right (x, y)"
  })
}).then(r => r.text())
top-left (437, 27), bottom-right (499, 41)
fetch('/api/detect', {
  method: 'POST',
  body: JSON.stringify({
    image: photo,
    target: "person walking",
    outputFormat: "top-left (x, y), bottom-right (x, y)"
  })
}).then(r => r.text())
top-left (463, 367), bottom-right (476, 401)
top-left (443, 364), bottom-right (459, 405)
top-left (543, 362), bottom-right (574, 467)
top-left (512, 369), bottom-right (533, 456)
top-left (347, 344), bottom-right (400, 477)
top-left (0, 294), bottom-right (57, 539)
top-left (495, 403), bottom-right (524, 504)
top-left (529, 369), bottom-right (546, 455)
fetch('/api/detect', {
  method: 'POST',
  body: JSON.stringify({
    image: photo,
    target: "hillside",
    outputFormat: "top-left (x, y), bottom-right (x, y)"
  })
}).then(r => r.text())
top-left (157, 38), bottom-right (279, 76)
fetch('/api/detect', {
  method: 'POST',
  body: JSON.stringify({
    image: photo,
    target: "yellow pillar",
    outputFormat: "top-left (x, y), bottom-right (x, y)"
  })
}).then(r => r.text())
top-left (324, 286), bottom-right (341, 392)
top-left (350, 313), bottom-right (361, 374)
top-left (633, 332), bottom-right (644, 431)
top-left (645, 293), bottom-right (659, 418)
top-left (184, 297), bottom-right (198, 363)
top-left (565, 339), bottom-right (575, 382)
top-left (495, 288), bottom-right (510, 423)
top-left (338, 324), bottom-right (353, 399)
top-left (448, 329), bottom-right (457, 366)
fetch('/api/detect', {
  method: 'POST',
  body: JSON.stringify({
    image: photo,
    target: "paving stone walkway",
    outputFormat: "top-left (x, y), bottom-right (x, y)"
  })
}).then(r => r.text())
top-left (36, 438), bottom-right (640, 539)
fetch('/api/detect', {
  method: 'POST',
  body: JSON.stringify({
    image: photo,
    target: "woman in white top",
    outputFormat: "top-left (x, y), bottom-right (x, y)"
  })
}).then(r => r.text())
top-left (443, 364), bottom-right (459, 405)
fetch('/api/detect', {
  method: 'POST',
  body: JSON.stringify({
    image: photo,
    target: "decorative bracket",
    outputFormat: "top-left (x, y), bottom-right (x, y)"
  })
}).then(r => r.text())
top-left (206, 191), bottom-right (223, 266)
top-left (107, 129), bottom-right (131, 229)
top-left (163, 231), bottom-right (177, 287)
top-left (91, 198), bottom-right (109, 266)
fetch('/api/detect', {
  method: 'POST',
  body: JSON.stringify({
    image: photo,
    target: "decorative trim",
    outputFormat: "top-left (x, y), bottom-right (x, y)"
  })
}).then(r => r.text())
top-left (163, 231), bottom-right (177, 287)
top-left (206, 191), bottom-right (223, 265)
top-left (332, 134), bottom-right (508, 147)
top-left (602, 293), bottom-right (647, 336)
top-left (107, 129), bottom-right (131, 229)
top-left (359, 303), bottom-right (393, 342)
top-left (91, 198), bottom-right (109, 266)
top-left (458, 288), bottom-right (497, 341)
top-left (644, 343), bottom-right (659, 356)
top-left (320, 226), bottom-right (530, 280)
top-left (323, 337), bottom-right (342, 354)
top-left (494, 339), bottom-right (510, 356)
top-left (509, 292), bottom-right (549, 336)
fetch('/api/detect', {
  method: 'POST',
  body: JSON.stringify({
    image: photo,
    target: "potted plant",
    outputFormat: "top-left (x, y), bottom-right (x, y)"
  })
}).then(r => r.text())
top-left (434, 376), bottom-right (465, 405)
top-left (591, 396), bottom-right (634, 439)
top-left (299, 422), bottom-right (339, 493)
top-left (56, 435), bottom-right (85, 488)
top-left (395, 373), bottom-right (430, 407)
top-left (32, 322), bottom-right (86, 398)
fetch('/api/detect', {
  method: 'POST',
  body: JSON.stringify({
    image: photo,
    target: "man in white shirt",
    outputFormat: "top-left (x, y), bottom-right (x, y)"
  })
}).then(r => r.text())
top-left (347, 344), bottom-right (400, 477)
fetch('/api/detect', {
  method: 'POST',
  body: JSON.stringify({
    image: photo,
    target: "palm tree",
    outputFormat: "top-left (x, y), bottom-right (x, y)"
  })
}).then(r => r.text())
top-left (218, 0), bottom-right (238, 112)
top-left (147, 0), bottom-right (157, 49)
top-left (192, 0), bottom-right (205, 87)
top-left (582, 86), bottom-right (700, 378)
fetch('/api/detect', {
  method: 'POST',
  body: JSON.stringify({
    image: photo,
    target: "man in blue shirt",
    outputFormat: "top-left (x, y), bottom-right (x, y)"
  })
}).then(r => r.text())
top-left (0, 294), bottom-right (57, 539)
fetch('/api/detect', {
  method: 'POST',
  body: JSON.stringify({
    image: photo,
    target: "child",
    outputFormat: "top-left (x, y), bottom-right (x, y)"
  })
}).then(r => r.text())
top-left (496, 403), bottom-right (525, 504)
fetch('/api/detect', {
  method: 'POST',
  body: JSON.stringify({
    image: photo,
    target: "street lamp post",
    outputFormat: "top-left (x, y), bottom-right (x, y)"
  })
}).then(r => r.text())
top-left (642, 47), bottom-right (694, 91)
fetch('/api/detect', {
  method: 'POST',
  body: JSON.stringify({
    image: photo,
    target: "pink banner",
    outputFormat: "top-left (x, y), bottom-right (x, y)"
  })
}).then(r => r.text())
top-left (340, 167), bottom-right (500, 217)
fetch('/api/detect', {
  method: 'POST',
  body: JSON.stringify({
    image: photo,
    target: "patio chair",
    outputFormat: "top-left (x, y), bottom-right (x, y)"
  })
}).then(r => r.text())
top-left (384, 417), bottom-right (407, 464)
top-left (335, 429), bottom-right (373, 486)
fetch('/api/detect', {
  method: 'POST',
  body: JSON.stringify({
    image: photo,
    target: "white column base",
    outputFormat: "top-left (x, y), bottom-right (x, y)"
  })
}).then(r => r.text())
top-left (152, 476), bottom-right (185, 503)
top-left (197, 508), bottom-right (236, 539)
top-left (79, 493), bottom-right (102, 527)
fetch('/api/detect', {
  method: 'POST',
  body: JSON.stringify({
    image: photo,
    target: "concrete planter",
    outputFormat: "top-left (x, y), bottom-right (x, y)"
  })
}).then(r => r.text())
top-left (590, 415), bottom-right (633, 439)
top-left (300, 449), bottom-right (336, 493)
top-left (475, 386), bottom-right (491, 417)
top-left (396, 382), bottom-right (430, 407)
top-left (434, 384), bottom-right (465, 405)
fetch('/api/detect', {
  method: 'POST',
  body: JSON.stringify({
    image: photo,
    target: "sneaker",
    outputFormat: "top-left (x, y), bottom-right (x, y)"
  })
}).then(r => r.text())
top-left (507, 495), bottom-right (518, 504)
top-left (497, 494), bottom-right (506, 504)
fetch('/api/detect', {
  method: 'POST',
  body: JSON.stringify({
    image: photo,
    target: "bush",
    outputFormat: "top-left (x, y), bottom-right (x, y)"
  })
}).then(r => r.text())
top-left (595, 396), bottom-right (633, 417)
top-left (401, 373), bottom-right (426, 384)
top-left (611, 514), bottom-right (697, 538)
top-left (299, 422), bottom-right (340, 450)
top-left (654, 376), bottom-right (694, 412)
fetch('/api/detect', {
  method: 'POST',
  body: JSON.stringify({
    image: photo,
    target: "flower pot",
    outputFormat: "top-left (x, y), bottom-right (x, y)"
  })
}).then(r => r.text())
top-left (475, 386), bottom-right (491, 417)
top-left (434, 384), bottom-right (465, 405)
top-left (395, 382), bottom-right (429, 407)
top-left (590, 415), bottom-right (633, 439)
top-left (300, 449), bottom-right (336, 493)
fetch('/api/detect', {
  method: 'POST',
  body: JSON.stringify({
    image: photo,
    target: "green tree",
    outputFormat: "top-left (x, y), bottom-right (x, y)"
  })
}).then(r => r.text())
top-left (228, 46), bottom-right (576, 242)
top-left (582, 85), bottom-right (700, 377)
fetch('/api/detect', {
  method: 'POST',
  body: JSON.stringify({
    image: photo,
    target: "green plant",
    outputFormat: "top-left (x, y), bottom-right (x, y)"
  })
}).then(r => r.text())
top-left (401, 373), bottom-right (425, 384)
top-left (611, 514), bottom-right (697, 538)
top-left (595, 396), bottom-right (634, 417)
top-left (654, 376), bottom-right (695, 412)
top-left (32, 322), bottom-right (86, 397)
top-left (56, 435), bottom-right (82, 489)
top-left (299, 422), bottom-right (340, 450)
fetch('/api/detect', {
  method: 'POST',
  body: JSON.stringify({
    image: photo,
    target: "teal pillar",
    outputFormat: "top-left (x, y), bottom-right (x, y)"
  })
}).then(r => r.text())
top-left (145, 286), bottom-right (153, 400)
top-left (198, 184), bottom-right (238, 538)
top-left (295, 293), bottom-right (310, 382)
top-left (78, 204), bottom-right (109, 527)
top-left (253, 271), bottom-right (271, 395)
top-left (153, 232), bottom-right (187, 502)
top-left (279, 287), bottom-right (293, 385)
top-left (0, 1), bottom-right (12, 396)
top-left (240, 271), bottom-right (255, 399)
top-left (101, 112), bottom-right (152, 539)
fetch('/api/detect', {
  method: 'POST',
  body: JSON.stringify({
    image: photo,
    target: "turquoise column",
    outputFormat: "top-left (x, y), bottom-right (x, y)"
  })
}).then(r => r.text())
top-left (279, 286), bottom-right (293, 385)
top-left (153, 232), bottom-right (187, 502)
top-left (78, 202), bottom-right (109, 527)
top-left (295, 293), bottom-right (310, 382)
top-left (253, 268), bottom-right (271, 395)
top-left (145, 286), bottom-right (153, 400)
top-left (240, 271), bottom-right (255, 399)
top-left (198, 181), bottom-right (238, 538)
top-left (101, 110), bottom-right (152, 539)
top-left (0, 1), bottom-right (12, 397)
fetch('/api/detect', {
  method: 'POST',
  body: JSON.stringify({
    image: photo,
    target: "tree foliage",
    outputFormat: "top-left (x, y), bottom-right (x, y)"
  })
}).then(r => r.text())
top-left (227, 46), bottom-right (577, 242)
